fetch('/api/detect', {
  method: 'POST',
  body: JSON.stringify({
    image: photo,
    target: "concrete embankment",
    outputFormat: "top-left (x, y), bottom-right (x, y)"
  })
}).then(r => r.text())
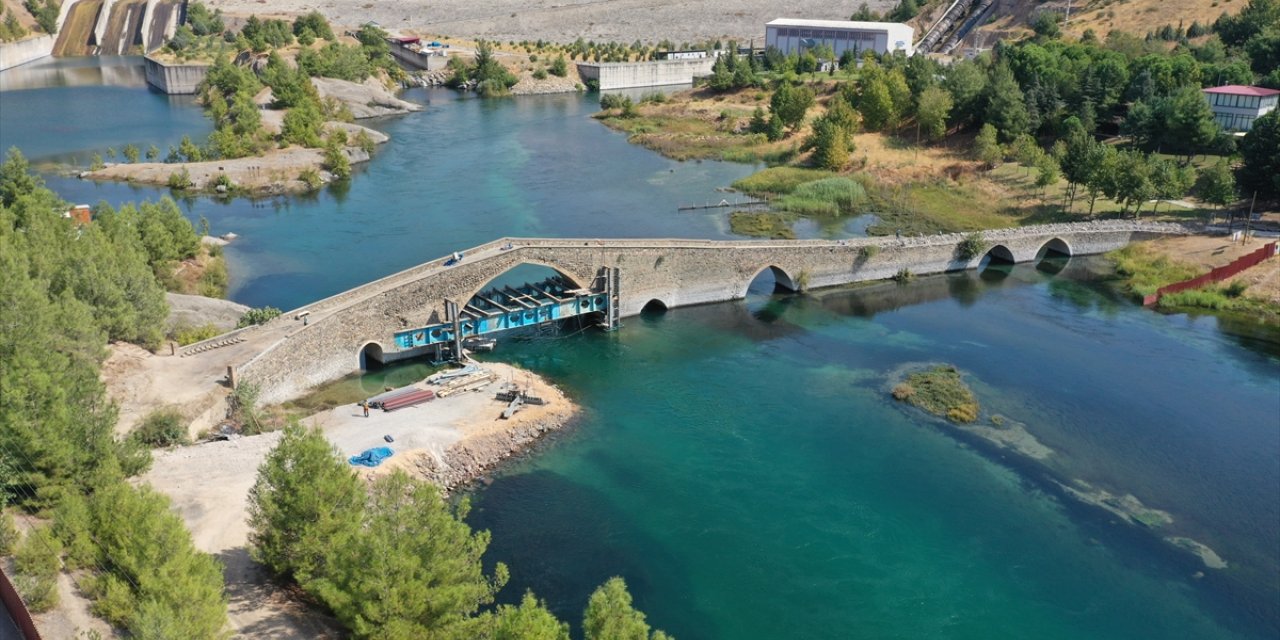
top-left (144, 54), bottom-right (209, 94)
top-left (576, 57), bottom-right (715, 90)
top-left (0, 35), bottom-right (54, 71)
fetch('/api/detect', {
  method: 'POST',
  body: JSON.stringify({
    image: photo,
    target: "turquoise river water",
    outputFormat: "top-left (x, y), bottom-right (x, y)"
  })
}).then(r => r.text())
top-left (2, 57), bottom-right (1278, 639)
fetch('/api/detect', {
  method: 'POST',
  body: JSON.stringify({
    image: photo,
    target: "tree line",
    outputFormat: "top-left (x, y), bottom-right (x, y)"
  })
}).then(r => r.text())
top-left (0, 150), bottom-right (227, 637)
top-left (693, 0), bottom-right (1279, 202)
top-left (249, 422), bottom-right (676, 639)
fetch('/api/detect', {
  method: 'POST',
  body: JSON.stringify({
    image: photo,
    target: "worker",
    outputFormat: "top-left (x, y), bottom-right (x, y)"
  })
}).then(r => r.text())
top-left (362, 401), bottom-right (369, 418)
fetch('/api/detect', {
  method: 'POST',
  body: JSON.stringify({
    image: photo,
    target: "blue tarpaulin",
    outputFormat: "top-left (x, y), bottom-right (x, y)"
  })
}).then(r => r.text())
top-left (349, 447), bottom-right (394, 467)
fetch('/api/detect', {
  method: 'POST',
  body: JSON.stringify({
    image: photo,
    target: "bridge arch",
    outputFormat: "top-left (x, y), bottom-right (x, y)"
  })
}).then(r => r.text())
top-left (1036, 237), bottom-right (1072, 259)
top-left (459, 260), bottom-right (591, 310)
top-left (983, 244), bottom-right (1016, 265)
top-left (358, 341), bottom-right (385, 371)
top-left (745, 265), bottom-right (799, 296)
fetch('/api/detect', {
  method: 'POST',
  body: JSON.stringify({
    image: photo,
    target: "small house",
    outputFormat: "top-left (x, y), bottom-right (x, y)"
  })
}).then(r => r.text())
top-left (1202, 85), bottom-right (1279, 132)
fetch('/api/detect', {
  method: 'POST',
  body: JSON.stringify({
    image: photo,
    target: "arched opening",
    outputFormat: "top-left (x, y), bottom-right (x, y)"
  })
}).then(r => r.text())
top-left (641, 299), bottom-right (668, 315)
top-left (746, 265), bottom-right (799, 297)
top-left (983, 245), bottom-right (1016, 264)
top-left (462, 263), bottom-right (593, 345)
top-left (359, 341), bottom-right (385, 371)
top-left (978, 244), bottom-right (1015, 281)
top-left (1035, 238), bottom-right (1072, 275)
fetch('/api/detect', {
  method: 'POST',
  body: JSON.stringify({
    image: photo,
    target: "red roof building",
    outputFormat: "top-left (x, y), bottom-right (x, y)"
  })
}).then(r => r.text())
top-left (1202, 85), bottom-right (1279, 132)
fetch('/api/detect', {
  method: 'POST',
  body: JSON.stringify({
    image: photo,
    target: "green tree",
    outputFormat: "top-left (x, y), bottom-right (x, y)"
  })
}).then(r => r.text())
top-left (583, 577), bottom-right (671, 640)
top-left (314, 470), bottom-right (508, 637)
top-left (324, 135), bottom-right (351, 179)
top-left (122, 144), bottom-right (140, 163)
top-left (248, 422), bottom-right (365, 582)
top-left (293, 11), bottom-right (335, 41)
top-left (13, 525), bottom-right (60, 612)
top-left (857, 75), bottom-right (896, 131)
top-left (769, 82), bottom-right (815, 133)
top-left (186, 1), bottom-right (225, 36)
top-left (0, 146), bottom-right (41, 207)
top-left (915, 86), bottom-right (953, 143)
top-left (973, 123), bottom-right (1002, 169)
top-left (1237, 110), bottom-right (1280, 200)
top-left (22, 0), bottom-right (58, 35)
top-left (1149, 158), bottom-right (1195, 214)
top-left (942, 59), bottom-right (988, 126)
top-left (984, 64), bottom-right (1029, 141)
top-left (86, 482), bottom-right (228, 639)
top-left (492, 592), bottom-right (571, 640)
top-left (1199, 160), bottom-right (1238, 210)
top-left (807, 118), bottom-right (852, 171)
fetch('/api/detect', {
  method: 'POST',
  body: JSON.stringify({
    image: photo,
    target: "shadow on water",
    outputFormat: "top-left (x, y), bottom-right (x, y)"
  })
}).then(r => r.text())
top-left (469, 470), bottom-right (716, 638)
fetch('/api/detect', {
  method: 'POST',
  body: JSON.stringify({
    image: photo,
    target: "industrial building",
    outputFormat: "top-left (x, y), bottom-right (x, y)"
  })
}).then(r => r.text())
top-left (765, 18), bottom-right (915, 58)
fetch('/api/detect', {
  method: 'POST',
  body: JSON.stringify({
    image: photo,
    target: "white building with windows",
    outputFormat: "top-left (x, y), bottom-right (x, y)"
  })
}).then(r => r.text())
top-left (1202, 85), bottom-right (1279, 132)
top-left (765, 19), bottom-right (914, 58)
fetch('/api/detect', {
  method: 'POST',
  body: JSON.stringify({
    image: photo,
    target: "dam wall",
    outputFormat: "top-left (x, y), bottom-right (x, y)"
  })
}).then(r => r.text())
top-left (144, 54), bottom-right (207, 93)
top-left (0, 36), bottom-right (55, 71)
top-left (576, 58), bottom-right (716, 90)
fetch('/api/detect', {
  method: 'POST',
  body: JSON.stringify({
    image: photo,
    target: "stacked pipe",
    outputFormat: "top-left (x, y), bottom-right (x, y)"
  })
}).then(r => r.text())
top-left (367, 386), bottom-right (419, 408)
top-left (380, 389), bottom-right (436, 411)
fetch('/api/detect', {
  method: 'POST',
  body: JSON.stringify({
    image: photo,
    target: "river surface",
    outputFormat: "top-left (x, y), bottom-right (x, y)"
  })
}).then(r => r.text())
top-left (2, 57), bottom-right (1278, 639)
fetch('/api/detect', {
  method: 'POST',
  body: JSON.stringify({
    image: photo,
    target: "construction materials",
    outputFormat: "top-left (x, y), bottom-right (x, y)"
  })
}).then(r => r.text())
top-left (380, 388), bottom-right (436, 411)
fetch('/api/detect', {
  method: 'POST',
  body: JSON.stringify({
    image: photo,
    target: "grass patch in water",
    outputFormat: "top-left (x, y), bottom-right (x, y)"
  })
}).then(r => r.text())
top-left (892, 364), bottom-right (980, 424)
top-left (729, 211), bottom-right (795, 239)
top-left (775, 177), bottom-right (869, 217)
top-left (731, 167), bottom-right (837, 196)
top-left (1108, 244), bottom-right (1201, 299)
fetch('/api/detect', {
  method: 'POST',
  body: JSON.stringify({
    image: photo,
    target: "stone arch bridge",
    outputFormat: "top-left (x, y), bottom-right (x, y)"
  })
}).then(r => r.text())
top-left (222, 221), bottom-right (1185, 403)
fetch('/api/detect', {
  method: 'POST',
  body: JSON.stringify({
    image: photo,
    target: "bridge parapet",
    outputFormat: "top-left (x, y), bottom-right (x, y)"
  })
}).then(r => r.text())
top-left (235, 221), bottom-right (1190, 404)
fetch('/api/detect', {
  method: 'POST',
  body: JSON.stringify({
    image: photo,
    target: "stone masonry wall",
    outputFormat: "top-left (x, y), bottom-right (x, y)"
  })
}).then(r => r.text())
top-left (239, 221), bottom-right (1187, 404)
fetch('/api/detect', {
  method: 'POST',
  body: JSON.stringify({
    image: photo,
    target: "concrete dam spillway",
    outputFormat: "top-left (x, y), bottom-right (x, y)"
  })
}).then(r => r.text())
top-left (53, 0), bottom-right (183, 57)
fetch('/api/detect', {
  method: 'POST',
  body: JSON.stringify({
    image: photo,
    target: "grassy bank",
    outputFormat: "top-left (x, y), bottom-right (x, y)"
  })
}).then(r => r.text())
top-left (1109, 244), bottom-right (1280, 320)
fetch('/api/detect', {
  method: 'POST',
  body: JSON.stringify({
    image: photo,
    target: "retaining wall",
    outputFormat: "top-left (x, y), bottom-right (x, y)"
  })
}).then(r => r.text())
top-left (144, 54), bottom-right (208, 94)
top-left (0, 35), bottom-right (54, 71)
top-left (576, 58), bottom-right (716, 90)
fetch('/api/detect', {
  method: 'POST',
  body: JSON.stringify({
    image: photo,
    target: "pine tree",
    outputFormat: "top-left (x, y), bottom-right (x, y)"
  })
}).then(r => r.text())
top-left (247, 422), bottom-right (365, 583)
top-left (583, 577), bottom-right (672, 640)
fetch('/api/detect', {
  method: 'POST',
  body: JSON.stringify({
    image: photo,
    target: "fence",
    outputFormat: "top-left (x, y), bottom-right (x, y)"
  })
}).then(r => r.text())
top-left (0, 566), bottom-right (42, 640)
top-left (1143, 241), bottom-right (1278, 306)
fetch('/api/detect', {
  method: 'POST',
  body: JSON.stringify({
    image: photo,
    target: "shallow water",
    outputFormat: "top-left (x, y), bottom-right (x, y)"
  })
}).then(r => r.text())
top-left (3, 57), bottom-right (1278, 639)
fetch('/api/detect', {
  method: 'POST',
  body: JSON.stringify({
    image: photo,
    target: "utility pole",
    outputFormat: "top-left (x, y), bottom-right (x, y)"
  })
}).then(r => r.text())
top-left (1245, 191), bottom-right (1257, 244)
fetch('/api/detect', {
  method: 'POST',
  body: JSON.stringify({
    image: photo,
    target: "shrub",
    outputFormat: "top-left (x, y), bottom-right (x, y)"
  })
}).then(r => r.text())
top-left (859, 245), bottom-right (880, 260)
top-left (15, 526), bottom-right (62, 612)
top-left (230, 381), bottom-right (263, 434)
top-left (197, 258), bottom-right (228, 298)
top-left (167, 168), bottom-right (193, 190)
top-left (323, 138), bottom-right (351, 179)
top-left (956, 232), bottom-right (985, 261)
top-left (549, 55), bottom-right (568, 77)
top-left (0, 510), bottom-right (17, 555)
top-left (238, 306), bottom-right (283, 328)
top-left (893, 268), bottom-right (914, 282)
top-left (532, 68), bottom-right (548, 80)
top-left (173, 323), bottom-right (222, 346)
top-left (133, 409), bottom-right (189, 447)
top-left (51, 493), bottom-right (96, 570)
top-left (299, 167), bottom-right (323, 190)
top-left (1224, 280), bottom-right (1249, 298)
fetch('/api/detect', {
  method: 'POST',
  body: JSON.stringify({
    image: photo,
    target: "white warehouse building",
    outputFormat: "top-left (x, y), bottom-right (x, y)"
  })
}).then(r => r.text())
top-left (765, 18), bottom-right (914, 58)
